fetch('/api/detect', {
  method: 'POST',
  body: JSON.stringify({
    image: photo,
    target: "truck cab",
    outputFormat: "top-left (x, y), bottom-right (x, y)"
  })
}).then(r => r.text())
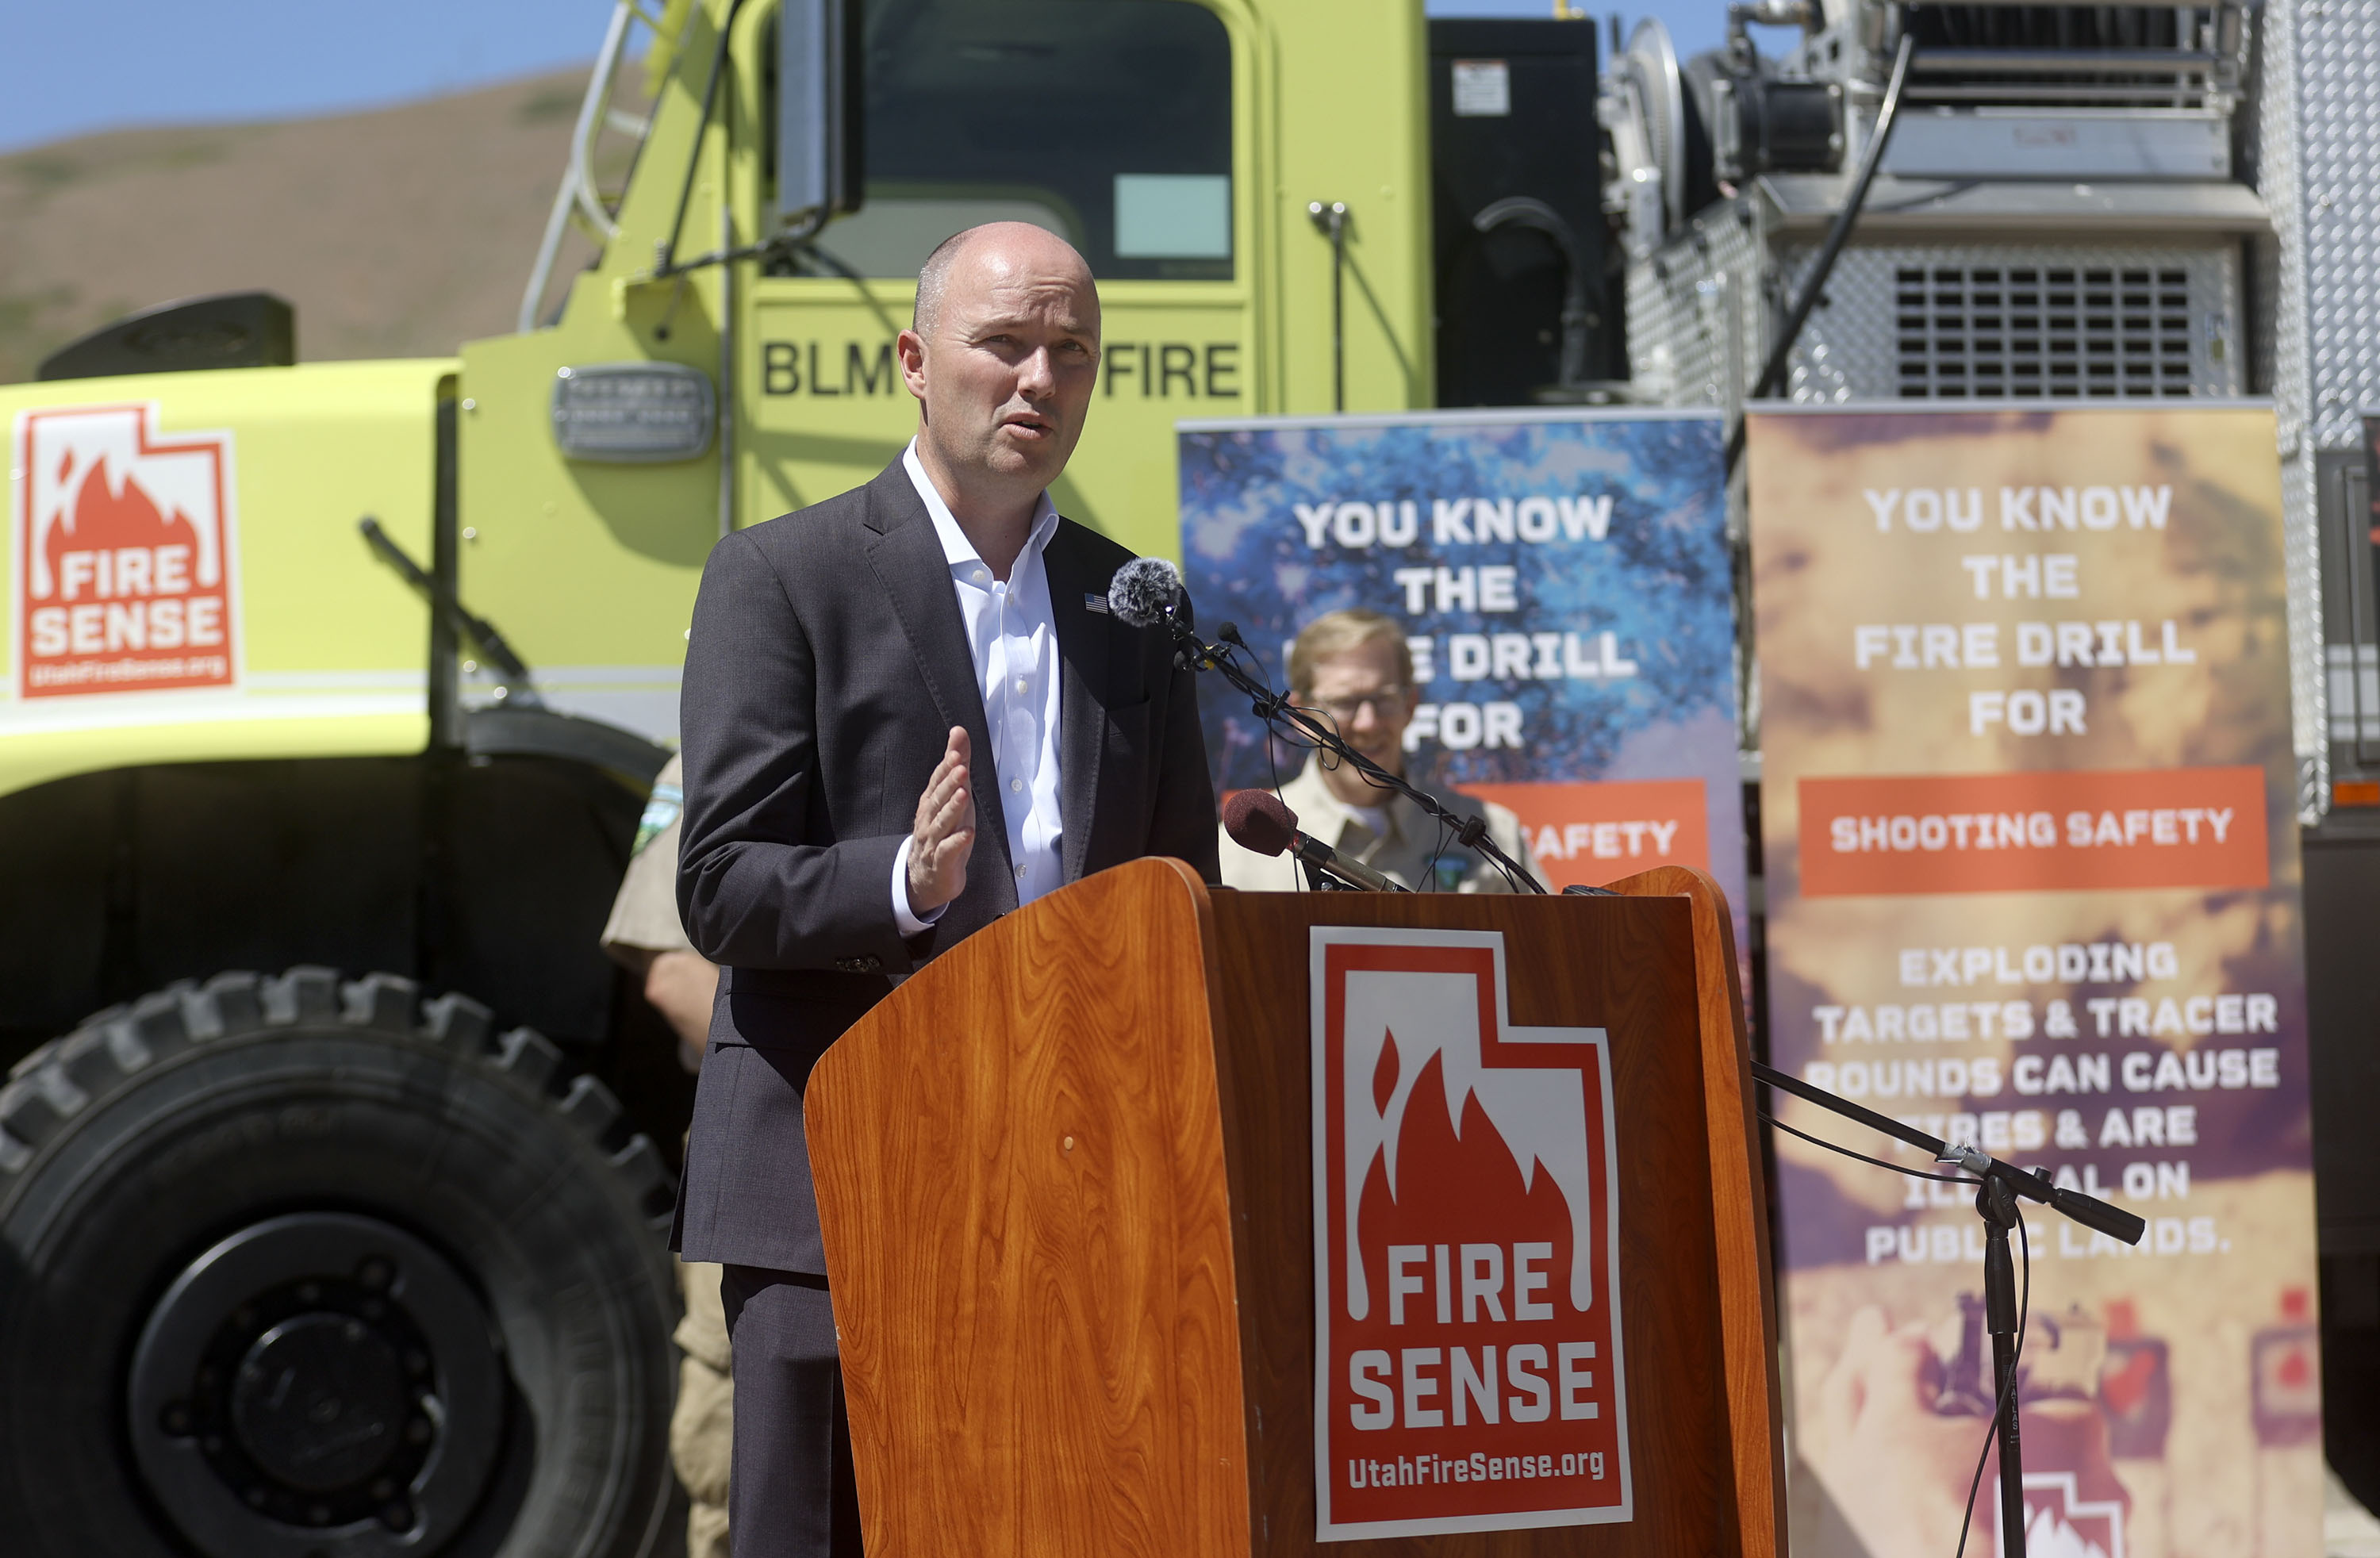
top-left (458, 0), bottom-right (1433, 772)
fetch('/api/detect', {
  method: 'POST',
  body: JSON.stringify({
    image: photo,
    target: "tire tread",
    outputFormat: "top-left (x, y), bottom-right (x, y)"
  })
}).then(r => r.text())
top-left (342, 973), bottom-right (418, 1035)
top-left (196, 971), bottom-right (264, 1037)
top-left (263, 966), bottom-right (341, 1027)
top-left (493, 1027), bottom-right (562, 1094)
top-left (0, 970), bottom-right (671, 1241)
top-left (558, 1073), bottom-right (623, 1142)
top-left (419, 991), bottom-right (493, 1054)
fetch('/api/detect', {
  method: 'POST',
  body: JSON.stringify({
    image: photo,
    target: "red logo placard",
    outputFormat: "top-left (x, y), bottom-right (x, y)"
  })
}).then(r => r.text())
top-left (1311, 928), bottom-right (1631, 1540)
top-left (14, 403), bottom-right (239, 698)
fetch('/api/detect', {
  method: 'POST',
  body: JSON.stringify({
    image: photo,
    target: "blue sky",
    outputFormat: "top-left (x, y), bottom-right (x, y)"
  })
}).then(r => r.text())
top-left (0, 1), bottom-right (1726, 155)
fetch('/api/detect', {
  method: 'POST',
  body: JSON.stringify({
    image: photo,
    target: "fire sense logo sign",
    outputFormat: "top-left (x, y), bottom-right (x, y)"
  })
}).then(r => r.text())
top-left (1311, 927), bottom-right (1630, 1541)
top-left (2020, 1470), bottom-right (2127, 1558)
top-left (13, 403), bottom-right (239, 698)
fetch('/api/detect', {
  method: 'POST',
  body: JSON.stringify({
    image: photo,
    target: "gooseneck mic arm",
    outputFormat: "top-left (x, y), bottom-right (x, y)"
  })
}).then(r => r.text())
top-left (1107, 558), bottom-right (1547, 893)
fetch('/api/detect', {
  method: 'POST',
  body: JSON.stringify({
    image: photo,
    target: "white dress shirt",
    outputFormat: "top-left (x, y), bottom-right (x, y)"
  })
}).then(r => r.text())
top-left (891, 439), bottom-right (1065, 933)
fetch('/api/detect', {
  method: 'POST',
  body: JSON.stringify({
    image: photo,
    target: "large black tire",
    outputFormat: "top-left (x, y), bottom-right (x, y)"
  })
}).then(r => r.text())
top-left (0, 967), bottom-right (679, 1558)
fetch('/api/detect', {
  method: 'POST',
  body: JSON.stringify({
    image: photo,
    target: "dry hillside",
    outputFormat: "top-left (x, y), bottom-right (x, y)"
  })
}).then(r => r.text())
top-left (0, 67), bottom-right (610, 383)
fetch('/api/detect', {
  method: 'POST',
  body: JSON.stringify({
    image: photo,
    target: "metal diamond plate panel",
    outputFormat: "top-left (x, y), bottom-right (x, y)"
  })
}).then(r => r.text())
top-left (2292, 2), bottom-right (2380, 453)
top-left (2254, 0), bottom-right (2344, 810)
top-left (1625, 201), bottom-right (1760, 409)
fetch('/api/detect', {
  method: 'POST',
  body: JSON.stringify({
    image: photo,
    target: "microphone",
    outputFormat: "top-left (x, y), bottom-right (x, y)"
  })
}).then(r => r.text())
top-left (1107, 557), bottom-right (1184, 627)
top-left (1223, 789), bottom-right (1407, 892)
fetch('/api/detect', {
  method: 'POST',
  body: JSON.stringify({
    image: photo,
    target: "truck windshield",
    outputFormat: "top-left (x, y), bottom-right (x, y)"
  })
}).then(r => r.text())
top-left (807, 0), bottom-right (1234, 282)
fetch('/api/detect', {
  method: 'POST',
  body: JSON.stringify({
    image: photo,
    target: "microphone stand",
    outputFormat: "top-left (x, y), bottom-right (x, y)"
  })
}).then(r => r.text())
top-left (1155, 606), bottom-right (1547, 893)
top-left (1301, 858), bottom-right (1362, 892)
top-left (1751, 1059), bottom-right (2145, 1558)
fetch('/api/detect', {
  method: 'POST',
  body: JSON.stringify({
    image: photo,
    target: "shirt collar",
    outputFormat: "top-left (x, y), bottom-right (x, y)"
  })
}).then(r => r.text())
top-left (1281, 754), bottom-right (1410, 847)
top-left (902, 439), bottom-right (1060, 579)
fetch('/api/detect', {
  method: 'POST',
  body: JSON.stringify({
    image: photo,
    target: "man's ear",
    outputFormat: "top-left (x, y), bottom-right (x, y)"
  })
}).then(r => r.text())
top-left (896, 328), bottom-right (929, 400)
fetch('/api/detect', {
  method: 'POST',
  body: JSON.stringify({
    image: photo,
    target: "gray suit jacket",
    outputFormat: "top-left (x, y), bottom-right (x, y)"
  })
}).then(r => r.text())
top-left (671, 459), bottom-right (1219, 1272)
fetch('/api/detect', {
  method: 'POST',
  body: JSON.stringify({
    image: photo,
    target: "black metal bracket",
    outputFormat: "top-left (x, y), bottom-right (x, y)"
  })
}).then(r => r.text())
top-left (357, 516), bottom-right (542, 709)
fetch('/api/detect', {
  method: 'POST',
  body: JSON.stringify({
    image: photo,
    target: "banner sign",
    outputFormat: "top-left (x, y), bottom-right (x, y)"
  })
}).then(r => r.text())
top-left (1748, 405), bottom-right (2320, 1558)
top-left (1309, 927), bottom-right (1630, 1540)
top-left (1177, 410), bottom-right (1741, 910)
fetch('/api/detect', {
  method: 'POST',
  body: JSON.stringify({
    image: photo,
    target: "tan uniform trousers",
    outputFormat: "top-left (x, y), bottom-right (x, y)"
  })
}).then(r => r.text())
top-left (674, 1257), bottom-right (733, 1558)
top-left (605, 762), bottom-right (734, 1558)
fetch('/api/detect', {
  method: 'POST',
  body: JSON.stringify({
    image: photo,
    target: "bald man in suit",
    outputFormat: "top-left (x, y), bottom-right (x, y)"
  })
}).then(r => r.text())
top-left (672, 222), bottom-right (1219, 1557)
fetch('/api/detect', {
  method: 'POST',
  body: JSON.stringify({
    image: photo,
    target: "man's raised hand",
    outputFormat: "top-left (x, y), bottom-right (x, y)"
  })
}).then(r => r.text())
top-left (906, 726), bottom-right (976, 915)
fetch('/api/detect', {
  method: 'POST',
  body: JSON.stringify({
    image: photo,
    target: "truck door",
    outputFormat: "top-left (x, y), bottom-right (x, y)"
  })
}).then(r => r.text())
top-left (743, 0), bottom-right (1250, 562)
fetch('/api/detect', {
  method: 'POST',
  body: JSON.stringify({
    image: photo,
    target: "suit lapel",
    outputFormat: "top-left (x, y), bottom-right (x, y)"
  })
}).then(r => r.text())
top-left (859, 464), bottom-right (1015, 901)
top-left (1043, 526), bottom-right (1110, 883)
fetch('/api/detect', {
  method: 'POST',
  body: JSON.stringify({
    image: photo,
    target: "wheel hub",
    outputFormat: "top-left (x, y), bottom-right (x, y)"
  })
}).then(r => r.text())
top-left (129, 1213), bottom-right (505, 1557)
top-left (231, 1311), bottom-right (411, 1492)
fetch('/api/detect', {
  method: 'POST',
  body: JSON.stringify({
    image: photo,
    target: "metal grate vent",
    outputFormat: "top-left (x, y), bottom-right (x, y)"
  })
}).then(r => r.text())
top-left (1893, 264), bottom-right (2198, 398)
top-left (1894, 2), bottom-right (2243, 110)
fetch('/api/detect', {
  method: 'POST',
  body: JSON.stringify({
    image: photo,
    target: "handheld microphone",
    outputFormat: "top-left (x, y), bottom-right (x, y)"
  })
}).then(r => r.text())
top-left (1222, 789), bottom-right (1407, 893)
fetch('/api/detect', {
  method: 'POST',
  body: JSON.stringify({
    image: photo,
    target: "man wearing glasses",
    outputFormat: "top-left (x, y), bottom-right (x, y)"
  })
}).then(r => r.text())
top-left (1218, 608), bottom-right (1540, 892)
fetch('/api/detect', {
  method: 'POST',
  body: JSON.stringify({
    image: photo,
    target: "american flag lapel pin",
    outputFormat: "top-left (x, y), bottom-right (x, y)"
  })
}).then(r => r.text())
top-left (1084, 592), bottom-right (1111, 614)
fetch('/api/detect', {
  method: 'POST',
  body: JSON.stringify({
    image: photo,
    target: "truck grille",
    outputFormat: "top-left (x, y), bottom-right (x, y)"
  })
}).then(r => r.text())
top-left (1767, 243), bottom-right (2240, 400)
top-left (1893, 263), bottom-right (2196, 398)
top-left (1626, 236), bottom-right (2239, 406)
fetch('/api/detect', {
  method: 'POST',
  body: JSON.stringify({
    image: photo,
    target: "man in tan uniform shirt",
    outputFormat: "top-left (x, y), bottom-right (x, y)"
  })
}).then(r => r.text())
top-left (1217, 609), bottom-right (1541, 893)
top-left (600, 754), bottom-right (731, 1558)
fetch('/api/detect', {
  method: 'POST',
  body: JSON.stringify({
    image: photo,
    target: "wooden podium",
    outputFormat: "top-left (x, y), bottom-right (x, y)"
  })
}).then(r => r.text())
top-left (806, 860), bottom-right (1783, 1556)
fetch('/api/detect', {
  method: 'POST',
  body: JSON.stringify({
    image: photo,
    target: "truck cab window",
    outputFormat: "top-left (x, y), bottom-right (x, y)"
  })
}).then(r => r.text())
top-left (797, 0), bottom-right (1233, 282)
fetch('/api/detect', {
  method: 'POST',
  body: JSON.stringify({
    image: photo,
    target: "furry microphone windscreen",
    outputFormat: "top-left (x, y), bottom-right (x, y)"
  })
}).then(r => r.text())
top-left (1106, 556), bottom-right (1183, 627)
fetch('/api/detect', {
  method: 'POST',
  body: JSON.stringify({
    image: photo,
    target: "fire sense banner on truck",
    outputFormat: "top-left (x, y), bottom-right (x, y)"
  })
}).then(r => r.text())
top-left (1747, 405), bottom-right (2320, 1558)
top-left (1177, 409), bottom-right (1741, 921)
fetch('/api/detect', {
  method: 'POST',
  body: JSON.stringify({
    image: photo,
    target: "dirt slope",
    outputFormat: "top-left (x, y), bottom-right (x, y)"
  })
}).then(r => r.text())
top-left (0, 67), bottom-right (604, 383)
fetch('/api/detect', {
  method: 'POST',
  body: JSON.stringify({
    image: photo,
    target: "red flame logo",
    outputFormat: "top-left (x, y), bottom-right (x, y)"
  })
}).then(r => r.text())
top-left (42, 458), bottom-right (205, 597)
top-left (1354, 1044), bottom-right (1579, 1310)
